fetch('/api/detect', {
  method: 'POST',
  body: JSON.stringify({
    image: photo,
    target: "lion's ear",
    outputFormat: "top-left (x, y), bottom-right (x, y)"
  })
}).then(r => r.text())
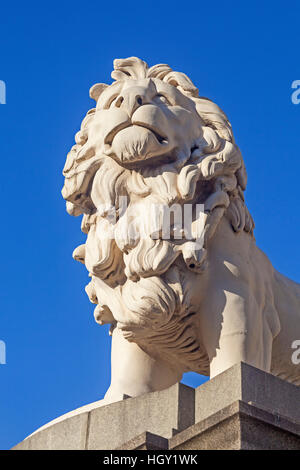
top-left (89, 83), bottom-right (109, 102)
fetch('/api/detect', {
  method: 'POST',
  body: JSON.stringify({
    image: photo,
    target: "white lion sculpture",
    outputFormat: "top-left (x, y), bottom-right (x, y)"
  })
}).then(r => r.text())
top-left (62, 57), bottom-right (300, 403)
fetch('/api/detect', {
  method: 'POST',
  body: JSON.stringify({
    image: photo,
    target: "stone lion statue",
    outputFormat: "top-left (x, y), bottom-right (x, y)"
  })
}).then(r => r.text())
top-left (62, 57), bottom-right (300, 403)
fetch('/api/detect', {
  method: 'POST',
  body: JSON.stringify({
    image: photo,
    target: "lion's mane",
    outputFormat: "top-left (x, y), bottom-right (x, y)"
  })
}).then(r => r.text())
top-left (62, 57), bottom-right (254, 373)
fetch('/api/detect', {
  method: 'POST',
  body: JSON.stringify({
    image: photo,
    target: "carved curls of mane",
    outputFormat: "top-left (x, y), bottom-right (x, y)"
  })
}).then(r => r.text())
top-left (67, 56), bottom-right (254, 239)
top-left (62, 57), bottom-right (255, 372)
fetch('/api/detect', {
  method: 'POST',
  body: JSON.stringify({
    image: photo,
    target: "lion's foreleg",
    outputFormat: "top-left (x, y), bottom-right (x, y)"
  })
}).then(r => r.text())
top-left (104, 325), bottom-right (183, 404)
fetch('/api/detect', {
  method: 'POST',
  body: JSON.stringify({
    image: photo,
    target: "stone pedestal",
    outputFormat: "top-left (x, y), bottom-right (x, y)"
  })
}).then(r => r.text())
top-left (13, 363), bottom-right (300, 450)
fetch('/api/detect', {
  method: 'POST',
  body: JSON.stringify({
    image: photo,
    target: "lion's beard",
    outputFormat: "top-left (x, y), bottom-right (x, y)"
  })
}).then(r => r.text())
top-left (76, 124), bottom-right (253, 373)
top-left (83, 153), bottom-right (209, 372)
top-left (85, 150), bottom-right (192, 294)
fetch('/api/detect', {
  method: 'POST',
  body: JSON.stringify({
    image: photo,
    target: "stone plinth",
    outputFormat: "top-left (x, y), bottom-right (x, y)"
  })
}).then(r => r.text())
top-left (13, 383), bottom-right (194, 450)
top-left (169, 400), bottom-right (300, 450)
top-left (13, 363), bottom-right (300, 450)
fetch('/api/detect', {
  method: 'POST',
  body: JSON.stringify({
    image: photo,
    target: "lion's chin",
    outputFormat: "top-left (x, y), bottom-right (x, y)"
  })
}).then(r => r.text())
top-left (105, 125), bottom-right (171, 165)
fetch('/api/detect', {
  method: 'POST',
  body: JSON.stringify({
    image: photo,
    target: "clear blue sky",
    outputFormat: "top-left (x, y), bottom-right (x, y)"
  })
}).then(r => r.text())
top-left (0, 0), bottom-right (299, 450)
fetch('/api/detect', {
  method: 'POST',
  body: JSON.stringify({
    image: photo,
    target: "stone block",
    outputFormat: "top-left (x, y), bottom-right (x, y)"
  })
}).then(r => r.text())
top-left (13, 382), bottom-right (194, 450)
top-left (13, 412), bottom-right (89, 450)
top-left (13, 363), bottom-right (300, 450)
top-left (86, 382), bottom-right (194, 450)
top-left (195, 362), bottom-right (300, 424)
top-left (116, 432), bottom-right (168, 450)
top-left (169, 401), bottom-right (300, 450)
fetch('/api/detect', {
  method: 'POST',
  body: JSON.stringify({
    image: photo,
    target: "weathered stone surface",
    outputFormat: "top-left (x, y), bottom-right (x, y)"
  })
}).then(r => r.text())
top-left (13, 363), bottom-right (300, 450)
top-left (86, 382), bottom-right (194, 450)
top-left (13, 412), bottom-right (89, 450)
top-left (116, 432), bottom-right (168, 450)
top-left (169, 401), bottom-right (300, 450)
top-left (13, 382), bottom-right (194, 450)
top-left (195, 362), bottom-right (300, 424)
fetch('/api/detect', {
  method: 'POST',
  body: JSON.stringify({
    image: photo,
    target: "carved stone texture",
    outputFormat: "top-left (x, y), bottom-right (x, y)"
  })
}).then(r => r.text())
top-left (61, 56), bottom-right (300, 404)
top-left (116, 432), bottom-right (168, 450)
top-left (169, 401), bottom-right (300, 450)
top-left (13, 383), bottom-right (194, 450)
top-left (170, 362), bottom-right (300, 450)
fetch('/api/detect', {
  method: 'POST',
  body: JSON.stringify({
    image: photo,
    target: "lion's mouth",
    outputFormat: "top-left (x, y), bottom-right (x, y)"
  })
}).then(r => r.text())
top-left (104, 122), bottom-right (168, 146)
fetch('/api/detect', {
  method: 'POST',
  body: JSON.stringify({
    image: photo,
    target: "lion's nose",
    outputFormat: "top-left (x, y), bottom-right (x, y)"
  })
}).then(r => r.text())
top-left (115, 89), bottom-right (147, 117)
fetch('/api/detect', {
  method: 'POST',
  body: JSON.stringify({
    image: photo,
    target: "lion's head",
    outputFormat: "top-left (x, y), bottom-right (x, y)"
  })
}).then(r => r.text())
top-left (62, 57), bottom-right (254, 373)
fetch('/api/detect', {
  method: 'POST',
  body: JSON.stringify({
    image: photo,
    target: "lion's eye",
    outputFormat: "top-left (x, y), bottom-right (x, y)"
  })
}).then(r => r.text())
top-left (154, 94), bottom-right (171, 106)
top-left (105, 95), bottom-right (119, 109)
